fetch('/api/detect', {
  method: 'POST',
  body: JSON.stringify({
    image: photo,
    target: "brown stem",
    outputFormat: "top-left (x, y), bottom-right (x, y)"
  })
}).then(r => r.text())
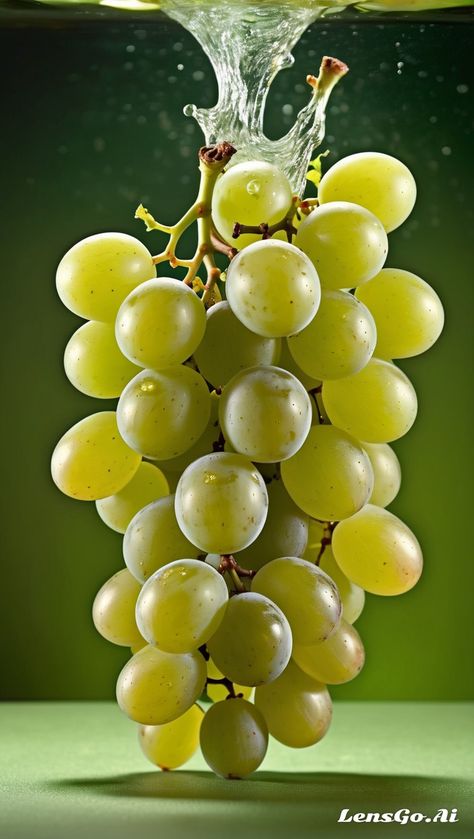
top-left (309, 386), bottom-right (324, 425)
top-left (233, 196), bottom-right (300, 243)
top-left (211, 224), bottom-right (238, 261)
top-left (315, 522), bottom-right (336, 565)
top-left (206, 676), bottom-right (236, 699)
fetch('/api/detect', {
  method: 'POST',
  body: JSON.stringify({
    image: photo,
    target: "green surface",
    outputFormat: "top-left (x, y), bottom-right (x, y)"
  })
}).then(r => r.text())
top-left (1, 702), bottom-right (473, 839)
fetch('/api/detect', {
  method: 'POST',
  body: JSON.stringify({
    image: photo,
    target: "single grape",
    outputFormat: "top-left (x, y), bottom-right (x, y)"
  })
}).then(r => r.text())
top-left (319, 548), bottom-right (365, 625)
top-left (96, 461), bottom-right (169, 534)
top-left (64, 321), bottom-right (139, 399)
top-left (56, 232), bottom-right (156, 321)
top-left (277, 340), bottom-right (321, 391)
top-left (138, 704), bottom-right (204, 771)
top-left (155, 397), bottom-right (220, 474)
top-left (200, 698), bottom-right (268, 779)
top-left (225, 239), bottom-right (321, 338)
top-left (332, 504), bottom-right (423, 596)
top-left (92, 568), bottom-right (143, 648)
top-left (51, 411), bottom-right (141, 501)
top-left (293, 618), bottom-right (365, 685)
top-left (206, 659), bottom-right (253, 702)
top-left (295, 201), bottom-right (388, 290)
top-left (255, 660), bottom-right (332, 748)
top-left (322, 358), bottom-right (418, 443)
top-left (363, 442), bottom-right (401, 508)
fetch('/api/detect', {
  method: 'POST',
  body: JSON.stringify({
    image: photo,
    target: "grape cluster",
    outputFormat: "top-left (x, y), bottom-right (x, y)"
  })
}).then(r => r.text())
top-left (52, 148), bottom-right (444, 778)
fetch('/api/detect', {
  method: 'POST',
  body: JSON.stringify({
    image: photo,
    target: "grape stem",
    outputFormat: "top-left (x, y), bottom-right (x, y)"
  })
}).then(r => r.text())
top-left (315, 521), bottom-right (336, 565)
top-left (218, 554), bottom-right (256, 594)
top-left (232, 195), bottom-right (300, 243)
top-left (309, 385), bottom-right (324, 424)
top-left (206, 676), bottom-right (237, 699)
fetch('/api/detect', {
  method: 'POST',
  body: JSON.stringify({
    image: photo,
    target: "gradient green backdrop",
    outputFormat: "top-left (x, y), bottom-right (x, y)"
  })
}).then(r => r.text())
top-left (1, 11), bottom-right (472, 700)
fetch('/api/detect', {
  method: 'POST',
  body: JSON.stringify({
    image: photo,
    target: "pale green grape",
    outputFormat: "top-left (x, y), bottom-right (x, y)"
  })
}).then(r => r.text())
top-left (123, 495), bottom-right (200, 583)
top-left (115, 277), bottom-right (206, 370)
top-left (295, 201), bottom-right (388, 290)
top-left (293, 618), bottom-right (365, 685)
top-left (207, 592), bottom-right (292, 686)
top-left (206, 659), bottom-right (253, 702)
top-left (95, 462), bottom-right (168, 534)
top-left (319, 548), bottom-right (365, 624)
top-left (355, 268), bottom-right (444, 359)
top-left (255, 660), bottom-right (332, 748)
top-left (212, 160), bottom-right (293, 248)
top-left (226, 240), bottom-right (321, 338)
top-left (64, 321), bottom-right (139, 399)
top-left (332, 504), bottom-right (423, 596)
top-left (51, 411), bottom-right (141, 501)
top-left (139, 704), bottom-right (204, 770)
top-left (219, 366), bottom-right (312, 463)
top-left (322, 358), bottom-right (418, 443)
top-left (136, 559), bottom-right (228, 654)
top-left (363, 442), bottom-right (401, 508)
top-left (92, 568), bottom-right (143, 647)
top-left (117, 366), bottom-right (211, 460)
top-left (252, 557), bottom-right (341, 645)
top-left (56, 232), bottom-right (156, 321)
top-left (281, 425), bottom-right (373, 521)
top-left (200, 698), bottom-right (268, 779)
top-left (318, 152), bottom-right (417, 232)
top-left (116, 644), bottom-right (206, 725)
top-left (130, 637), bottom-right (147, 655)
top-left (174, 452), bottom-right (268, 554)
top-left (277, 340), bottom-right (321, 391)
top-left (194, 301), bottom-right (281, 388)
top-left (288, 290), bottom-right (377, 380)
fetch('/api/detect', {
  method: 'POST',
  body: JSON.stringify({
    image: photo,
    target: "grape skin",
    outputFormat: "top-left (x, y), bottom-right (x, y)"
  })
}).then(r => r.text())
top-left (200, 698), bottom-right (268, 779)
top-left (206, 659), bottom-right (253, 702)
top-left (64, 321), bottom-right (140, 399)
top-left (293, 618), bottom-right (365, 685)
top-left (318, 548), bottom-right (365, 625)
top-left (363, 442), bottom-right (402, 508)
top-left (96, 461), bottom-right (169, 534)
top-left (92, 568), bottom-right (143, 648)
top-left (139, 704), bottom-right (204, 771)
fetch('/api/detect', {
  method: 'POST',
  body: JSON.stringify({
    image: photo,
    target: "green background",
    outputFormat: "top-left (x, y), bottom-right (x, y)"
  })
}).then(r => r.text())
top-left (0, 11), bottom-right (472, 700)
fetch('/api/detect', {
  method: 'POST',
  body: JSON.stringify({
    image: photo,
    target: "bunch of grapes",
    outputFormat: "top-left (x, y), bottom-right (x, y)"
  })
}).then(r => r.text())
top-left (52, 145), bottom-right (444, 779)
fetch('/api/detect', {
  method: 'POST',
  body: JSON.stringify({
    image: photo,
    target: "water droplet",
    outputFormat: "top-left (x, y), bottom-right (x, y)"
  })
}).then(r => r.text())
top-left (247, 180), bottom-right (260, 196)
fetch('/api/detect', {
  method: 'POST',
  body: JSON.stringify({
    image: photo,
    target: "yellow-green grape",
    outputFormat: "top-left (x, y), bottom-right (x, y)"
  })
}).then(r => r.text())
top-left (130, 637), bottom-right (147, 655)
top-left (332, 504), bottom-right (423, 596)
top-left (51, 411), bottom-right (141, 501)
top-left (288, 290), bottom-right (377, 380)
top-left (200, 698), bottom-right (268, 779)
top-left (64, 321), bottom-right (140, 399)
top-left (293, 618), bottom-right (365, 685)
top-left (219, 366), bottom-right (312, 463)
top-left (318, 152), bottom-right (417, 233)
top-left (252, 557), bottom-right (341, 645)
top-left (322, 358), bottom-right (418, 443)
top-left (278, 340), bottom-right (321, 391)
top-left (123, 495), bottom-right (200, 583)
top-left (116, 644), bottom-right (206, 725)
top-left (194, 301), bottom-right (281, 388)
top-left (206, 659), bottom-right (253, 702)
top-left (138, 704), bottom-right (204, 771)
top-left (319, 548), bottom-right (365, 625)
top-left (226, 240), bottom-right (321, 338)
top-left (56, 232), bottom-right (156, 321)
top-left (174, 452), bottom-right (268, 554)
top-left (207, 592), bottom-right (292, 686)
top-left (355, 268), bottom-right (444, 359)
top-left (95, 462), bottom-right (169, 534)
top-left (302, 518), bottom-right (326, 560)
top-left (117, 366), bottom-right (211, 460)
top-left (115, 277), bottom-right (206, 370)
top-left (295, 201), bottom-right (388, 290)
top-left (255, 660), bottom-right (332, 748)
top-left (281, 425), bottom-right (373, 521)
top-left (363, 442), bottom-right (401, 508)
top-left (136, 559), bottom-right (228, 653)
top-left (212, 160), bottom-right (293, 248)
top-left (92, 568), bottom-right (143, 647)
top-left (156, 397), bottom-right (220, 474)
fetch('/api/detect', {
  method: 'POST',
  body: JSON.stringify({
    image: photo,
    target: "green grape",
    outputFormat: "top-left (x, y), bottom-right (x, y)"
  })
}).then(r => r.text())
top-left (318, 152), bottom-right (417, 233)
top-left (255, 660), bottom-right (332, 748)
top-left (252, 557), bottom-right (341, 645)
top-left (174, 452), bottom-right (268, 554)
top-left (200, 698), bottom-right (268, 779)
top-left (219, 366), bottom-right (312, 463)
top-left (277, 340), bottom-right (321, 391)
top-left (212, 160), bottom-right (293, 248)
top-left (115, 277), bottom-right (206, 370)
top-left (123, 494), bottom-right (200, 583)
top-left (194, 301), bottom-right (281, 388)
top-left (287, 290), bottom-right (377, 381)
top-left (56, 232), bottom-right (156, 322)
top-left (117, 366), bottom-right (211, 460)
top-left (293, 618), bottom-right (365, 685)
top-left (95, 462), bottom-right (169, 534)
top-left (116, 644), bottom-right (206, 725)
top-left (138, 704), bottom-right (204, 770)
top-left (295, 201), bottom-right (388, 290)
top-left (281, 425), bottom-right (373, 521)
top-left (322, 358), bottom-right (418, 443)
top-left (363, 442), bottom-right (401, 508)
top-left (332, 504), bottom-right (423, 596)
top-left (206, 659), bottom-right (253, 702)
top-left (130, 637), bottom-right (147, 655)
top-left (155, 398), bottom-right (220, 474)
top-left (92, 568), bottom-right (143, 648)
top-left (51, 411), bottom-right (141, 501)
top-left (355, 268), bottom-right (444, 359)
top-left (64, 321), bottom-right (140, 399)
top-left (226, 239), bottom-right (321, 338)
top-left (136, 559), bottom-right (228, 654)
top-left (319, 548), bottom-right (365, 625)
top-left (207, 592), bottom-right (292, 686)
